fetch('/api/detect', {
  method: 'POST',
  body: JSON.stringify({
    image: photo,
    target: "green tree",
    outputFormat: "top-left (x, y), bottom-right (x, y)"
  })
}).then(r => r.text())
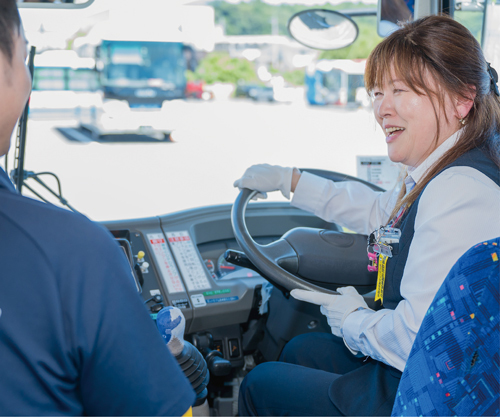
top-left (282, 69), bottom-right (305, 86)
top-left (188, 52), bottom-right (259, 85)
top-left (203, 1), bottom-right (384, 86)
top-left (211, 0), bottom-right (377, 37)
top-left (210, 1), bottom-right (381, 59)
top-left (213, 0), bottom-right (273, 35)
top-left (454, 10), bottom-right (483, 42)
top-left (319, 16), bottom-right (382, 59)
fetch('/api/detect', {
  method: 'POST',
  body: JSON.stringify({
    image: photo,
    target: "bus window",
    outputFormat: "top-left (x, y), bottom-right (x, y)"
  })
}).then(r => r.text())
top-left (33, 67), bottom-right (67, 91)
top-left (68, 69), bottom-right (99, 92)
top-left (33, 67), bottom-right (98, 92)
top-left (98, 40), bottom-right (187, 105)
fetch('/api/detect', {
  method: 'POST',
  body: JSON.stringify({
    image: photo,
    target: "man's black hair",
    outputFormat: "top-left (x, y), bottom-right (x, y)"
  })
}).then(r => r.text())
top-left (0, 0), bottom-right (21, 63)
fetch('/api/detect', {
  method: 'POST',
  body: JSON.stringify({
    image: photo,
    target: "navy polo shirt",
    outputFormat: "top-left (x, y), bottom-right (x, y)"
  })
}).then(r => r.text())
top-left (0, 168), bottom-right (195, 415)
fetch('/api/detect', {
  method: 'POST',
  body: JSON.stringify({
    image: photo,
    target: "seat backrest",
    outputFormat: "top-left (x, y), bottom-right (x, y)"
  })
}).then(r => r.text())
top-left (392, 238), bottom-right (500, 416)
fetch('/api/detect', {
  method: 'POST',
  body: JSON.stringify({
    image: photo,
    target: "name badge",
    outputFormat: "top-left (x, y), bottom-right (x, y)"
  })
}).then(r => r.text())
top-left (379, 227), bottom-right (401, 245)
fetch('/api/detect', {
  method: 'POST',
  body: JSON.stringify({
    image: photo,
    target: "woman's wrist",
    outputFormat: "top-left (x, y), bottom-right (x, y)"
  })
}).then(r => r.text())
top-left (291, 168), bottom-right (301, 193)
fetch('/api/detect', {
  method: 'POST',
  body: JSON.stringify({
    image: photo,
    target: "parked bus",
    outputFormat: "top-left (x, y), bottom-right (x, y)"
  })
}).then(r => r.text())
top-left (33, 50), bottom-right (98, 92)
top-left (305, 59), bottom-right (367, 107)
top-left (95, 39), bottom-right (190, 107)
top-left (29, 50), bottom-right (101, 118)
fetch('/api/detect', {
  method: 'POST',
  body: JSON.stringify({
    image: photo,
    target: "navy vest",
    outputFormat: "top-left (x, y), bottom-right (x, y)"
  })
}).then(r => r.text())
top-left (330, 145), bottom-right (500, 417)
top-left (382, 146), bottom-right (500, 309)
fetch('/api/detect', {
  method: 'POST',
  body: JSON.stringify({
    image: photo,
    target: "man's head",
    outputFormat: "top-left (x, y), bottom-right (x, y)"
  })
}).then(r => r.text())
top-left (0, 0), bottom-right (21, 62)
top-left (0, 0), bottom-right (31, 157)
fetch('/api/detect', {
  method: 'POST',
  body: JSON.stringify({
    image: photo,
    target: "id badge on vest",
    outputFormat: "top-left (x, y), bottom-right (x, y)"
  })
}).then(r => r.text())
top-left (367, 226), bottom-right (401, 305)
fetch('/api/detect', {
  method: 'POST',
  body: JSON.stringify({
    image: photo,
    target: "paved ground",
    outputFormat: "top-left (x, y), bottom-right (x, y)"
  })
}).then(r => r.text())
top-left (4, 99), bottom-right (388, 221)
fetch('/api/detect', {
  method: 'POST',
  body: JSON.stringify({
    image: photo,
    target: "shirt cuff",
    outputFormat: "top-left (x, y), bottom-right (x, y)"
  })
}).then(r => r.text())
top-left (291, 171), bottom-right (331, 213)
top-left (342, 308), bottom-right (375, 356)
top-left (343, 338), bottom-right (364, 357)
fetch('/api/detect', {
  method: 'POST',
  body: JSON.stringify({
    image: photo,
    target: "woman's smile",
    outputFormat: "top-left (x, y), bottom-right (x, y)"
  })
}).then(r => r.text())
top-left (372, 69), bottom-right (460, 168)
top-left (385, 126), bottom-right (405, 143)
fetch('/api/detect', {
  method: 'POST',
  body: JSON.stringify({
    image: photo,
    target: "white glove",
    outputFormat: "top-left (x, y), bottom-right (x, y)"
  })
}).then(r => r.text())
top-left (290, 286), bottom-right (369, 337)
top-left (233, 164), bottom-right (295, 200)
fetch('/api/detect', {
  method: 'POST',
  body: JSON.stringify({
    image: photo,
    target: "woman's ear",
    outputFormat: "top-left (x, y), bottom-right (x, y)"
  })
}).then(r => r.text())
top-left (456, 87), bottom-right (476, 119)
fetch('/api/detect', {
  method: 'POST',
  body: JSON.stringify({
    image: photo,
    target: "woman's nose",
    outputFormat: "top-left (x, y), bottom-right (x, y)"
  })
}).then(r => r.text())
top-left (376, 94), bottom-right (394, 119)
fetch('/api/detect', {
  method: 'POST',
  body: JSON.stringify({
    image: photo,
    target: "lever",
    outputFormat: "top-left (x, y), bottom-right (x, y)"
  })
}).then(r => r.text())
top-left (224, 250), bottom-right (261, 274)
top-left (157, 307), bottom-right (210, 406)
top-left (144, 294), bottom-right (163, 304)
top-left (224, 249), bottom-right (290, 297)
top-left (193, 333), bottom-right (232, 377)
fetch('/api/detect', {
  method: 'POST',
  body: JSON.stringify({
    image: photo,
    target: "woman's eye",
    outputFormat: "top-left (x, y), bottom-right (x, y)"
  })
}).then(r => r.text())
top-left (372, 91), bottom-right (383, 98)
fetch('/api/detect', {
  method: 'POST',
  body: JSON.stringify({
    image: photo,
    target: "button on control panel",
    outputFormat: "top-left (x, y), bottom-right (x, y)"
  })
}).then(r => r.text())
top-left (213, 340), bottom-right (224, 355)
top-left (228, 338), bottom-right (240, 358)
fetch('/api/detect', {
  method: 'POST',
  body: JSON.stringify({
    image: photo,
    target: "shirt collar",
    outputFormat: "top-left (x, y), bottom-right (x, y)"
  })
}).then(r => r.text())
top-left (0, 167), bottom-right (17, 193)
top-left (407, 129), bottom-right (462, 185)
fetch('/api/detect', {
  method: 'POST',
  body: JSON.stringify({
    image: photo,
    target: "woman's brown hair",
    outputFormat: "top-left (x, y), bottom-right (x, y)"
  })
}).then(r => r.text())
top-left (364, 14), bottom-right (500, 223)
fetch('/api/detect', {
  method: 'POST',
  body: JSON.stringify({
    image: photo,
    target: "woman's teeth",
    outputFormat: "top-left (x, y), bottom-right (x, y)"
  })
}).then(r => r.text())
top-left (386, 127), bottom-right (405, 136)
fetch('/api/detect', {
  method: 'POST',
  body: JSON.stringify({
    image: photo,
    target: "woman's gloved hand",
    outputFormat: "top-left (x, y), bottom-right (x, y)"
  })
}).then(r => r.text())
top-left (291, 286), bottom-right (369, 337)
top-left (233, 164), bottom-right (296, 199)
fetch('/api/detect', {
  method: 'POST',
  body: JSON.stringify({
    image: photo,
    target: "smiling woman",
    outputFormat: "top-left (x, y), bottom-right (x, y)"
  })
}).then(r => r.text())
top-left (364, 14), bottom-right (500, 221)
top-left (235, 14), bottom-right (500, 417)
top-left (2, 0), bottom-right (499, 414)
top-left (370, 71), bottom-right (466, 168)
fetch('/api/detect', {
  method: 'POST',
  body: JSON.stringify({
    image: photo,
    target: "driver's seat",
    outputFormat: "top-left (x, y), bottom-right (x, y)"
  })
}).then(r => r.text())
top-left (391, 238), bottom-right (500, 416)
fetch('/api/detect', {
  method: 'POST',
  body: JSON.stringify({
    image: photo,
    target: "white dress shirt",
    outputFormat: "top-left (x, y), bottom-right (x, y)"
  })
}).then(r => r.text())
top-left (291, 131), bottom-right (500, 372)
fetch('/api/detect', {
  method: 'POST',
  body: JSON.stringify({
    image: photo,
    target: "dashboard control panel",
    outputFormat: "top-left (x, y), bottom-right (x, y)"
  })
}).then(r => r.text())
top-left (103, 202), bottom-right (338, 337)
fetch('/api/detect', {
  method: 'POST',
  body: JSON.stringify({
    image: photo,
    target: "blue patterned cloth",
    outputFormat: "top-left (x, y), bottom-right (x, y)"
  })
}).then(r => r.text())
top-left (392, 238), bottom-right (500, 416)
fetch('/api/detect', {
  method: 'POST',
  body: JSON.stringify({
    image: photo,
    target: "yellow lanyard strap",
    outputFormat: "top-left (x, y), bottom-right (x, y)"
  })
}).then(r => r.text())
top-left (374, 254), bottom-right (388, 305)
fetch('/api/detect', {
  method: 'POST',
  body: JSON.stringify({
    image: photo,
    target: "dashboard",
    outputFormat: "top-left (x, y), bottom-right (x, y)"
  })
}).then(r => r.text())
top-left (101, 201), bottom-right (338, 363)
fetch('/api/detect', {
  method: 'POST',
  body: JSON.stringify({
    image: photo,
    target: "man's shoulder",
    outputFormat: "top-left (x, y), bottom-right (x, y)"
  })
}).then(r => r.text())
top-left (0, 190), bottom-right (132, 299)
top-left (0, 190), bottom-right (113, 255)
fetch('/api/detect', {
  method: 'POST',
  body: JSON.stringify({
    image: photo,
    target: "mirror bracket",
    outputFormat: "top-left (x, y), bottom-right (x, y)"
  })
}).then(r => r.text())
top-left (17, 0), bottom-right (94, 9)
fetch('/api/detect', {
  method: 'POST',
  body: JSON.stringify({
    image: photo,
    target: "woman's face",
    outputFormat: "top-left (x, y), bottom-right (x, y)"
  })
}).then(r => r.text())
top-left (372, 68), bottom-right (460, 168)
top-left (0, 23), bottom-right (31, 157)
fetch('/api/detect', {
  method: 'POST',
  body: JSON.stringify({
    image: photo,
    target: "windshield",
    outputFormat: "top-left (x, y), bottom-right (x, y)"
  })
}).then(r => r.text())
top-left (6, 0), bottom-right (500, 222)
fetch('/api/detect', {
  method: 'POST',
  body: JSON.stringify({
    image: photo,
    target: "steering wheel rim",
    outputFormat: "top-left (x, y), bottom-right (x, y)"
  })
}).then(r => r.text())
top-left (231, 170), bottom-right (384, 294)
top-left (231, 188), bottom-right (339, 294)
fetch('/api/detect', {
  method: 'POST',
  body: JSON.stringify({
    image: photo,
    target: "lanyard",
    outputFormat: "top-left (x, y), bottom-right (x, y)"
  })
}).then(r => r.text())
top-left (366, 184), bottom-right (413, 303)
top-left (367, 225), bottom-right (402, 306)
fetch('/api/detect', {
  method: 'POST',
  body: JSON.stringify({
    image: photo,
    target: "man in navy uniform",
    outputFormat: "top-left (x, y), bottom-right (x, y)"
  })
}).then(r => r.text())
top-left (0, 1), bottom-right (195, 414)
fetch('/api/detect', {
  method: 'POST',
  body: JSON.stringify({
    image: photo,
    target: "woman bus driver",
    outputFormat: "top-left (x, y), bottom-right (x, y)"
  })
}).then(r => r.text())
top-left (234, 15), bottom-right (500, 417)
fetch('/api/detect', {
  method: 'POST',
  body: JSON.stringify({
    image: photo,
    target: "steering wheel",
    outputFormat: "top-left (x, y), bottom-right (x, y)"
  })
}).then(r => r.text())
top-left (231, 169), bottom-right (384, 295)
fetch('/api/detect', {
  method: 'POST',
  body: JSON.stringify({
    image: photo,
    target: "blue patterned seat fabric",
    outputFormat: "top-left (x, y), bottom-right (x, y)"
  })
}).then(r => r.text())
top-left (392, 238), bottom-right (500, 416)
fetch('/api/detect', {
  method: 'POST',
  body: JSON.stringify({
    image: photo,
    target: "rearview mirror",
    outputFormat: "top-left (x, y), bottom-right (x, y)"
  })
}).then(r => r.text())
top-left (17, 0), bottom-right (94, 9)
top-left (288, 9), bottom-right (359, 50)
top-left (377, 0), bottom-right (414, 36)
